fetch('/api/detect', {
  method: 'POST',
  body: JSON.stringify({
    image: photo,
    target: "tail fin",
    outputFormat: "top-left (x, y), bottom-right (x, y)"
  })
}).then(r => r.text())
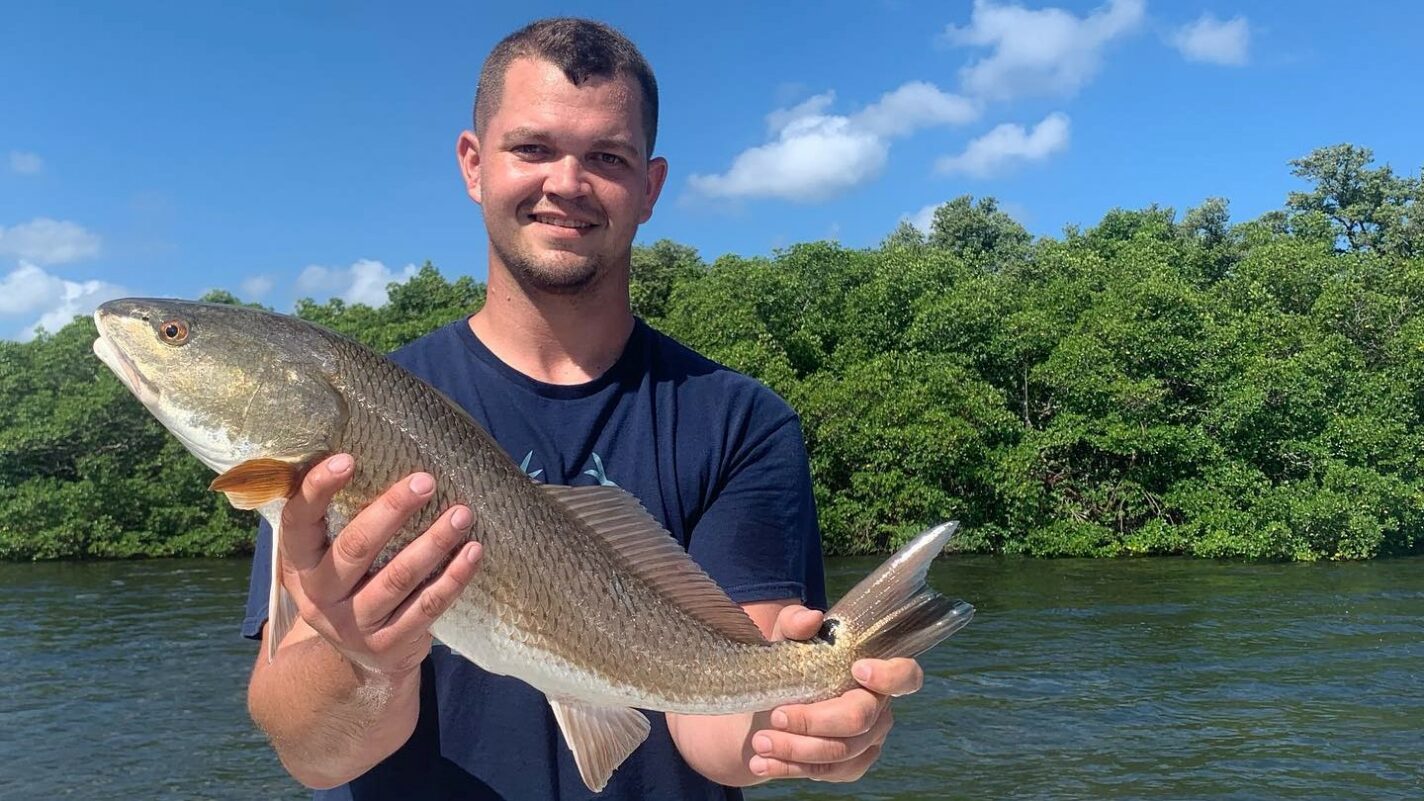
top-left (827, 521), bottom-right (975, 661)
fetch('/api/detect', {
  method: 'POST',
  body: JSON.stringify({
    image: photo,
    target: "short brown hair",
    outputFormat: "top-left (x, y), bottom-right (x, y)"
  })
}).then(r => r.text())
top-left (474, 18), bottom-right (660, 155)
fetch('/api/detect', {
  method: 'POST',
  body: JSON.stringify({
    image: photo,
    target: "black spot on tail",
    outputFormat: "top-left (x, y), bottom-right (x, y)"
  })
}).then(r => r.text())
top-left (815, 618), bottom-right (840, 645)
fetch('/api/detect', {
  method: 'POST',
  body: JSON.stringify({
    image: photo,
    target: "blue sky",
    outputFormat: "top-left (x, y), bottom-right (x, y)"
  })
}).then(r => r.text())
top-left (2, 0), bottom-right (1421, 339)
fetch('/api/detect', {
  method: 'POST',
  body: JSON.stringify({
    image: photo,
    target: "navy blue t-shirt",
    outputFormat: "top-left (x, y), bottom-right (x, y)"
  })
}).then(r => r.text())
top-left (242, 317), bottom-right (827, 800)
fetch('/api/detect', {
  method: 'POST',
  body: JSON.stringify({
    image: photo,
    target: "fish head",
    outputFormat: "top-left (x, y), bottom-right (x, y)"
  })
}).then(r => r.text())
top-left (92, 298), bottom-right (348, 475)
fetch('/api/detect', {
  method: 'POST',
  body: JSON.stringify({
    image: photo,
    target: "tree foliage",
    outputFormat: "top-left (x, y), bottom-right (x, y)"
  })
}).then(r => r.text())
top-left (3, 144), bottom-right (1421, 560)
top-left (1287, 143), bottom-right (1422, 257)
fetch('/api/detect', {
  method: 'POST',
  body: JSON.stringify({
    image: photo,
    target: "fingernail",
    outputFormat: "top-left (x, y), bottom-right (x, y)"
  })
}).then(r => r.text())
top-left (752, 734), bottom-right (772, 755)
top-left (327, 454), bottom-right (352, 475)
top-left (749, 756), bottom-right (768, 776)
top-left (771, 710), bottom-right (788, 730)
top-left (409, 474), bottom-right (435, 495)
top-left (451, 506), bottom-right (472, 529)
top-left (853, 662), bottom-right (873, 683)
top-left (465, 543), bottom-right (481, 564)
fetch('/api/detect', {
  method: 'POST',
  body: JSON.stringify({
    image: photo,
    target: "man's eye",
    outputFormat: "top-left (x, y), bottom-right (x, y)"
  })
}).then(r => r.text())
top-left (513, 144), bottom-right (546, 156)
top-left (592, 153), bottom-right (626, 166)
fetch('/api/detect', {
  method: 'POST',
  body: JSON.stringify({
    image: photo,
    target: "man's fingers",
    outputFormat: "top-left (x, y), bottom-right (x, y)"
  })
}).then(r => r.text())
top-left (305, 472), bottom-right (439, 604)
top-left (279, 453), bottom-right (355, 573)
top-left (752, 705), bottom-right (892, 765)
top-left (771, 605), bottom-right (823, 641)
top-left (381, 540), bottom-right (483, 639)
top-left (749, 744), bottom-right (882, 782)
top-left (770, 688), bottom-right (886, 738)
top-left (353, 504), bottom-right (475, 626)
top-left (852, 658), bottom-right (924, 697)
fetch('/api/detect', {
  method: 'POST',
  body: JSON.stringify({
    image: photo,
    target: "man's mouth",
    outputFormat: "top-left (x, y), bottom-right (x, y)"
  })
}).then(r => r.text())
top-left (530, 214), bottom-right (597, 230)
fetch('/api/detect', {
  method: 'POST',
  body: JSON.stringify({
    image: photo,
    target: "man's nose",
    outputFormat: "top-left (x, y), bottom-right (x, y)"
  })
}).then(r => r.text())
top-left (543, 155), bottom-right (590, 199)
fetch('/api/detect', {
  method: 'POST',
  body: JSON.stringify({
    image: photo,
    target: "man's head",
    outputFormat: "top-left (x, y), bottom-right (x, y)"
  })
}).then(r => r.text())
top-left (475, 18), bottom-right (659, 158)
top-left (458, 19), bottom-right (668, 297)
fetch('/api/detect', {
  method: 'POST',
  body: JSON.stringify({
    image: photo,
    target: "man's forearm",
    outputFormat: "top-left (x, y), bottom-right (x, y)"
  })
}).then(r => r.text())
top-left (247, 631), bottom-right (421, 789)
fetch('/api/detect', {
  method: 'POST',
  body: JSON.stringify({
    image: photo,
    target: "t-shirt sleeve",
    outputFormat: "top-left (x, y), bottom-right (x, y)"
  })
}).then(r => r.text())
top-left (688, 412), bottom-right (828, 611)
top-left (241, 518), bottom-right (273, 640)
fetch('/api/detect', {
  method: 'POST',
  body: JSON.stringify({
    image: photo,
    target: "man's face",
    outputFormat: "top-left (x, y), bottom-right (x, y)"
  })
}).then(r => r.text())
top-left (460, 58), bottom-right (667, 295)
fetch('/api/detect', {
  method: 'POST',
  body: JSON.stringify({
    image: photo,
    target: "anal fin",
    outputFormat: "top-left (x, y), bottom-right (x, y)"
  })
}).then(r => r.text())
top-left (548, 697), bottom-right (650, 792)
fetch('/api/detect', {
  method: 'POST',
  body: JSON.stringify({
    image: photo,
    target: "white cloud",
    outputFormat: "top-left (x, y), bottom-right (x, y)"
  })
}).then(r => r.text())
top-left (764, 92), bottom-right (838, 137)
top-left (1171, 14), bottom-right (1250, 66)
top-left (850, 81), bottom-right (980, 138)
top-left (690, 83), bottom-right (978, 202)
top-left (943, 0), bottom-right (1145, 100)
top-left (0, 261), bottom-right (127, 340)
top-left (689, 116), bottom-right (886, 202)
top-left (9, 151), bottom-right (43, 175)
top-left (297, 259), bottom-right (419, 307)
top-left (903, 199), bottom-right (1030, 234)
top-left (239, 275), bottom-right (275, 299)
top-left (0, 262), bottom-right (64, 315)
top-left (906, 203), bottom-right (942, 235)
top-left (0, 218), bottom-right (102, 265)
top-left (936, 112), bottom-right (1071, 178)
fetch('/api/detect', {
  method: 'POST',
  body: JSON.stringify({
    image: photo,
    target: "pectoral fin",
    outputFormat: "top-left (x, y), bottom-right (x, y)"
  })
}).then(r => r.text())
top-left (210, 459), bottom-right (302, 509)
top-left (548, 697), bottom-right (650, 792)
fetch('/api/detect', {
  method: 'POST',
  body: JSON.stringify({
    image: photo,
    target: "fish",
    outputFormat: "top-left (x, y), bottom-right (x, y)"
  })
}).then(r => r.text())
top-left (91, 297), bottom-right (974, 791)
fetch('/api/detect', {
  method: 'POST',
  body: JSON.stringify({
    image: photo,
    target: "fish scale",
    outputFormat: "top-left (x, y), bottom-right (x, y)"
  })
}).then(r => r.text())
top-left (91, 297), bottom-right (975, 791)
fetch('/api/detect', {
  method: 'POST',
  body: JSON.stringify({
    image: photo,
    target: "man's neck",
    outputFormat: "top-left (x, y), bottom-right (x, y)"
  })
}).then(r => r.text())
top-left (469, 269), bottom-right (635, 386)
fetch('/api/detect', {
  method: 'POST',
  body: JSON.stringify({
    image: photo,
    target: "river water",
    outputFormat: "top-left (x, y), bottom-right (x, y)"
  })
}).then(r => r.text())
top-left (1, 555), bottom-right (1419, 800)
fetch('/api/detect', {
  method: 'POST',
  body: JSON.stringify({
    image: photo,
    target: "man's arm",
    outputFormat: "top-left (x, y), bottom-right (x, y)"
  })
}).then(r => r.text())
top-left (246, 454), bottom-right (482, 789)
top-left (666, 600), bottom-right (925, 787)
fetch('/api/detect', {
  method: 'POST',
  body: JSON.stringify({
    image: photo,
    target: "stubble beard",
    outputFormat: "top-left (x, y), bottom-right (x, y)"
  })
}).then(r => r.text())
top-left (491, 236), bottom-right (604, 297)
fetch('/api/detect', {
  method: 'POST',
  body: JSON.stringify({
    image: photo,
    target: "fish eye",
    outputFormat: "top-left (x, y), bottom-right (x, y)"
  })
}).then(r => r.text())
top-left (158, 319), bottom-right (190, 345)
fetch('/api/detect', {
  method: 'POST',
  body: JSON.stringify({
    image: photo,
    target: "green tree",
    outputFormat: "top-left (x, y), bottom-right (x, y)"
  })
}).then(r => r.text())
top-left (7, 146), bottom-right (1424, 562)
top-left (295, 262), bottom-right (485, 352)
top-left (881, 220), bottom-right (926, 250)
top-left (927, 195), bottom-right (1032, 264)
top-left (1287, 143), bottom-right (1422, 257)
top-left (1177, 197), bottom-right (1241, 282)
top-left (629, 239), bottom-right (704, 322)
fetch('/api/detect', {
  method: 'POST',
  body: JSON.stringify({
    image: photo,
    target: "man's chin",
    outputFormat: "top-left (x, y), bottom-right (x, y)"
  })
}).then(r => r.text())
top-left (511, 255), bottom-right (602, 294)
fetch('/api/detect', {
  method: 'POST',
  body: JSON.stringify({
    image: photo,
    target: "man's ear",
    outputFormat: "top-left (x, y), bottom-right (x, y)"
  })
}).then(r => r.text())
top-left (457, 131), bottom-right (483, 205)
top-left (640, 156), bottom-right (669, 224)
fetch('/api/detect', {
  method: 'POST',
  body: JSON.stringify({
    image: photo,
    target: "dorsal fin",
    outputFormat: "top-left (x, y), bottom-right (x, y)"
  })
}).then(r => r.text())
top-left (540, 484), bottom-right (769, 646)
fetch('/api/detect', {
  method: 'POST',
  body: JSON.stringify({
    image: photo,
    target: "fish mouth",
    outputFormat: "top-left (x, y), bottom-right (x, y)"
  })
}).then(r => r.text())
top-left (92, 310), bottom-right (160, 407)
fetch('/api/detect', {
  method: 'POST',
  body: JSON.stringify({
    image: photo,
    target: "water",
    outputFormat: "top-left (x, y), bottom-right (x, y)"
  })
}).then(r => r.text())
top-left (1, 556), bottom-right (1419, 801)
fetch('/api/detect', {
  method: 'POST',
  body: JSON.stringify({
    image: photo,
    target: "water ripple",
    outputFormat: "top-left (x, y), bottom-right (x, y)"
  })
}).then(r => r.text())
top-left (2, 555), bottom-right (1421, 801)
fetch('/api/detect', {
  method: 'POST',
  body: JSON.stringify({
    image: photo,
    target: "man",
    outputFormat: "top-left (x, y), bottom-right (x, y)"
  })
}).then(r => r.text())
top-left (243, 18), bottom-right (924, 800)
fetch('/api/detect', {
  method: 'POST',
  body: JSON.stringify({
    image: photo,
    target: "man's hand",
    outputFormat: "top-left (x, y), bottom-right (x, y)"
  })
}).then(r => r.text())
top-left (249, 453), bottom-right (484, 789)
top-left (748, 605), bottom-right (924, 781)
top-left (277, 452), bottom-right (483, 679)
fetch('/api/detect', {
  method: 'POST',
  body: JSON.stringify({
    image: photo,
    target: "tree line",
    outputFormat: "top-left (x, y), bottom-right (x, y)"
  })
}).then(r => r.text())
top-left (2, 144), bottom-right (1420, 560)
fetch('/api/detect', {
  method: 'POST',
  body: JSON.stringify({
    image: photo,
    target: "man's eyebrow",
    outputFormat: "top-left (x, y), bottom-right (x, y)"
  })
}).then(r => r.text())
top-left (501, 126), bottom-right (551, 145)
top-left (591, 137), bottom-right (640, 157)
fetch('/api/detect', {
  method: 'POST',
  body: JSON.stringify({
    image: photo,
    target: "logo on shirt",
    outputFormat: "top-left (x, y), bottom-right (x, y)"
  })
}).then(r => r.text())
top-left (518, 450), bottom-right (544, 480)
top-left (519, 450), bottom-right (618, 487)
top-left (582, 453), bottom-right (618, 487)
